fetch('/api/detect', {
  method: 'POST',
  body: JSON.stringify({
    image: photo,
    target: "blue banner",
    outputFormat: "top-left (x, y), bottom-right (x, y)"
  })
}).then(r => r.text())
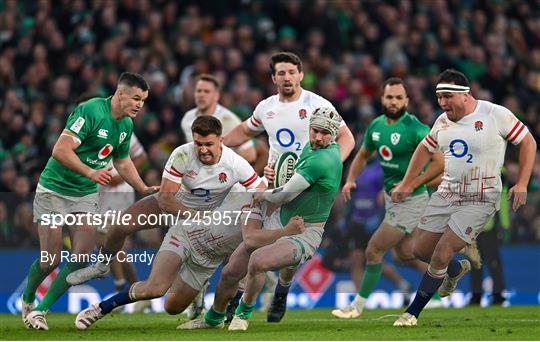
top-left (1, 246), bottom-right (538, 313)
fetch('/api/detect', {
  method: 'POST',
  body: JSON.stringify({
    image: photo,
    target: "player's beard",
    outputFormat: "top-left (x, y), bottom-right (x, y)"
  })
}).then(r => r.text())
top-left (198, 152), bottom-right (214, 164)
top-left (280, 82), bottom-right (296, 97)
top-left (383, 105), bottom-right (406, 120)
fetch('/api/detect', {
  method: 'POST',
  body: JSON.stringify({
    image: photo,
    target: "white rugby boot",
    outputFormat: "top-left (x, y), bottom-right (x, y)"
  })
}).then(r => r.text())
top-left (26, 310), bottom-right (49, 330)
top-left (75, 304), bottom-right (104, 330)
top-left (21, 297), bottom-right (35, 329)
top-left (331, 304), bottom-right (362, 319)
top-left (439, 259), bottom-right (471, 297)
top-left (228, 315), bottom-right (249, 331)
top-left (177, 318), bottom-right (224, 330)
top-left (67, 262), bottom-right (110, 285)
top-left (393, 312), bottom-right (417, 327)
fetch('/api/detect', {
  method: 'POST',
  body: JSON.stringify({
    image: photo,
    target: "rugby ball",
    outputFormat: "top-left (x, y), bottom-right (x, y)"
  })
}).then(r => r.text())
top-left (274, 152), bottom-right (298, 188)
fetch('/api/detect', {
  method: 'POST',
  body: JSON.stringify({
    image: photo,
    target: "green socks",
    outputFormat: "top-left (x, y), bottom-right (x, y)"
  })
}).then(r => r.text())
top-left (34, 261), bottom-right (86, 311)
top-left (358, 263), bottom-right (383, 298)
top-left (204, 307), bottom-right (226, 326)
top-left (22, 259), bottom-right (50, 304)
top-left (234, 298), bottom-right (255, 320)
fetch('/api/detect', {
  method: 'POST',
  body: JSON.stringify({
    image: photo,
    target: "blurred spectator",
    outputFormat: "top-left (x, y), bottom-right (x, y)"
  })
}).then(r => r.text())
top-left (0, 0), bottom-right (538, 247)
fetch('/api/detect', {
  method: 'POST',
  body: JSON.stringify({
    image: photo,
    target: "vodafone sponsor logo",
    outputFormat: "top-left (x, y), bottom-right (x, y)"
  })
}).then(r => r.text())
top-left (98, 144), bottom-right (114, 159)
top-left (378, 145), bottom-right (393, 161)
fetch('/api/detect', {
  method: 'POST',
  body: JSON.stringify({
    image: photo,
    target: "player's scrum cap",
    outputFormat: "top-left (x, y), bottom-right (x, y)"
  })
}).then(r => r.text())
top-left (436, 83), bottom-right (470, 93)
top-left (310, 107), bottom-right (342, 140)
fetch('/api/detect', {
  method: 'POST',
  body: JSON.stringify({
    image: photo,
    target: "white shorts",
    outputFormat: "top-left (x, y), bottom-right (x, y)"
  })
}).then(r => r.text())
top-left (418, 193), bottom-right (497, 244)
top-left (383, 192), bottom-right (429, 234)
top-left (33, 184), bottom-right (100, 225)
top-left (159, 225), bottom-right (221, 291)
top-left (159, 218), bottom-right (242, 290)
top-left (265, 208), bottom-right (325, 267)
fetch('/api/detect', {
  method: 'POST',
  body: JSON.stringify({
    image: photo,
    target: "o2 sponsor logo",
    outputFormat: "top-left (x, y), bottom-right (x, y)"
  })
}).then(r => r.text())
top-left (276, 128), bottom-right (302, 152)
top-left (449, 139), bottom-right (473, 163)
top-left (191, 188), bottom-right (212, 202)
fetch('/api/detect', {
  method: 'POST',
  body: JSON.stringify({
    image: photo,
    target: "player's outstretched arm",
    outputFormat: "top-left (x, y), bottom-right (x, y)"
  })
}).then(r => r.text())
top-left (242, 216), bottom-right (305, 251)
top-left (113, 157), bottom-right (158, 194)
top-left (157, 178), bottom-right (196, 218)
top-left (508, 132), bottom-right (537, 211)
top-left (336, 124), bottom-right (355, 161)
top-left (52, 130), bottom-right (112, 185)
top-left (223, 122), bottom-right (259, 148)
top-left (406, 151), bottom-right (444, 191)
top-left (391, 143), bottom-right (433, 202)
top-left (257, 173), bottom-right (311, 205)
top-left (342, 146), bottom-right (375, 202)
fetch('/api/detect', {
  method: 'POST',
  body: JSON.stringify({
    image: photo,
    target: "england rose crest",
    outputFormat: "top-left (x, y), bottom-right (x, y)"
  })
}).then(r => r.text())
top-left (218, 172), bottom-right (227, 183)
top-left (474, 120), bottom-right (483, 131)
top-left (299, 109), bottom-right (307, 119)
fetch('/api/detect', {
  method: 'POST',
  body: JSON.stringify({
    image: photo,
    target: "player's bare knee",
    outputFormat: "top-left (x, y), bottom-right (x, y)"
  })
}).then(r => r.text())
top-left (393, 248), bottom-right (414, 265)
top-left (221, 264), bottom-right (244, 285)
top-left (365, 244), bottom-right (383, 263)
top-left (164, 299), bottom-right (186, 315)
top-left (247, 252), bottom-right (267, 274)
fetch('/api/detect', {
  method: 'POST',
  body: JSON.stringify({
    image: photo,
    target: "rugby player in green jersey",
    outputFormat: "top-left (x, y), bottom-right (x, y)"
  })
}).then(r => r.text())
top-left (23, 72), bottom-right (157, 330)
top-left (332, 78), bottom-right (444, 319)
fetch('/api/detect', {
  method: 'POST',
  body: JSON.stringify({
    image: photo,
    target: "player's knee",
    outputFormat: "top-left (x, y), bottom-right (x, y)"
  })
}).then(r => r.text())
top-left (247, 252), bottom-right (267, 274)
top-left (221, 264), bottom-right (244, 285)
top-left (164, 299), bottom-right (185, 315)
top-left (393, 247), bottom-right (414, 265)
top-left (365, 245), bottom-right (383, 263)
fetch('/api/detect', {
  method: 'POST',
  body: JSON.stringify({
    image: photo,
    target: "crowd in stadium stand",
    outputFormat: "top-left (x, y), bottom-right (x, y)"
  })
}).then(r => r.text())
top-left (0, 0), bottom-right (538, 247)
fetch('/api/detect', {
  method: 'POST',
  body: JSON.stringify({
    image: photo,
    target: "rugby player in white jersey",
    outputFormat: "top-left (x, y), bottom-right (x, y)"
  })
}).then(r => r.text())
top-left (392, 69), bottom-right (536, 326)
top-left (223, 51), bottom-right (355, 322)
top-left (73, 116), bottom-right (310, 329)
top-left (181, 74), bottom-right (257, 164)
top-left (179, 107), bottom-right (344, 331)
top-left (67, 116), bottom-right (263, 286)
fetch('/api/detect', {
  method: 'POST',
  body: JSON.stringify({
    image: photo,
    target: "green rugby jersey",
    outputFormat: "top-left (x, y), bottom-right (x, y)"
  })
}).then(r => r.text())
top-left (280, 142), bottom-right (342, 225)
top-left (39, 97), bottom-right (133, 196)
top-left (363, 112), bottom-right (430, 196)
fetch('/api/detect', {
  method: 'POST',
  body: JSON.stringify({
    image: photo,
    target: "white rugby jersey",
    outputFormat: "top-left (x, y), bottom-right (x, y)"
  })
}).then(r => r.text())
top-left (246, 89), bottom-right (341, 162)
top-left (422, 100), bottom-right (529, 206)
top-left (101, 134), bottom-right (145, 193)
top-left (162, 143), bottom-right (260, 210)
top-left (181, 104), bottom-right (253, 151)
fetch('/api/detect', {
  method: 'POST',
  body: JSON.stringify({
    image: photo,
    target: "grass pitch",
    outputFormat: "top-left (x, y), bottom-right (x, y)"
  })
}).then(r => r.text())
top-left (2, 306), bottom-right (539, 340)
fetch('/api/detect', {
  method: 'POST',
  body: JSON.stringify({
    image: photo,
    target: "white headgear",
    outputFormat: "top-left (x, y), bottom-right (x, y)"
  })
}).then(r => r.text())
top-left (310, 107), bottom-right (342, 141)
